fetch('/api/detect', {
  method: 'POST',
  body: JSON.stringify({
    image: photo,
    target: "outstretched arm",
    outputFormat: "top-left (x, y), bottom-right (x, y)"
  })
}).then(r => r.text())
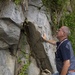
top-left (42, 33), bottom-right (56, 45)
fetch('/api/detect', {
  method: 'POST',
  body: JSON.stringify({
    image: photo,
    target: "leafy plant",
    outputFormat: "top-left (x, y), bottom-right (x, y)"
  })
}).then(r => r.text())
top-left (42, 0), bottom-right (75, 54)
top-left (63, 13), bottom-right (75, 54)
top-left (42, 0), bottom-right (68, 12)
top-left (14, 0), bottom-right (21, 4)
top-left (19, 62), bottom-right (29, 75)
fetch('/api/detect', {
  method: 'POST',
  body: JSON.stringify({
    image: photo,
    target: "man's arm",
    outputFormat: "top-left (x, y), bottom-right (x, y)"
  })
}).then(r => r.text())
top-left (45, 39), bottom-right (56, 45)
top-left (60, 60), bottom-right (70, 75)
top-left (42, 33), bottom-right (56, 45)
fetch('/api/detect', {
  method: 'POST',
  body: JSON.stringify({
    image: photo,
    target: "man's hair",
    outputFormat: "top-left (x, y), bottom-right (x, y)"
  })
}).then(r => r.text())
top-left (62, 26), bottom-right (71, 36)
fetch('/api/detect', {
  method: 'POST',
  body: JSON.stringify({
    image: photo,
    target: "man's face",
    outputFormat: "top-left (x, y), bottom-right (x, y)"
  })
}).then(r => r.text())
top-left (56, 27), bottom-right (65, 39)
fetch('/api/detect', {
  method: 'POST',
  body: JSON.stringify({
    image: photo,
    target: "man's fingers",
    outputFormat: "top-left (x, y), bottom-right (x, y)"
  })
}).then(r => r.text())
top-left (42, 33), bottom-right (47, 40)
top-left (43, 33), bottom-right (46, 37)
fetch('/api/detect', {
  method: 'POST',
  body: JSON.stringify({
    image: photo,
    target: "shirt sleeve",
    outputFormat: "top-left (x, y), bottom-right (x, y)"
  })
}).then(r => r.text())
top-left (60, 44), bottom-right (70, 61)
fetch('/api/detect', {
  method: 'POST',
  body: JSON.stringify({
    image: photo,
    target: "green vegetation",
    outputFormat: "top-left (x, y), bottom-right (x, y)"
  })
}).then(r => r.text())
top-left (42, 0), bottom-right (69, 32)
top-left (17, 59), bottom-right (29, 75)
top-left (42, 0), bottom-right (68, 12)
top-left (42, 0), bottom-right (75, 53)
top-left (61, 13), bottom-right (75, 53)
top-left (19, 62), bottom-right (29, 75)
top-left (17, 33), bottom-right (30, 75)
top-left (14, 0), bottom-right (21, 4)
top-left (17, 52), bottom-right (29, 75)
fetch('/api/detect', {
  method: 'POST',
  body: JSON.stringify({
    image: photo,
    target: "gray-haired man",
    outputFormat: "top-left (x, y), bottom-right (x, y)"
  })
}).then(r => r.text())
top-left (43, 26), bottom-right (75, 75)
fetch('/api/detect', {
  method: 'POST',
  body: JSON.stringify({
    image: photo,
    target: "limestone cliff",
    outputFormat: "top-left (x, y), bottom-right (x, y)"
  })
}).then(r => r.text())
top-left (0, 0), bottom-right (57, 75)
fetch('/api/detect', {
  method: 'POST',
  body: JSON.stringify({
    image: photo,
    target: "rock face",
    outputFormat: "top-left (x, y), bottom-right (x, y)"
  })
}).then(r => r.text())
top-left (28, 57), bottom-right (40, 75)
top-left (26, 0), bottom-right (57, 74)
top-left (0, 50), bottom-right (15, 75)
top-left (0, 1), bottom-right (25, 25)
top-left (0, 0), bottom-right (57, 75)
top-left (0, 1), bottom-right (24, 75)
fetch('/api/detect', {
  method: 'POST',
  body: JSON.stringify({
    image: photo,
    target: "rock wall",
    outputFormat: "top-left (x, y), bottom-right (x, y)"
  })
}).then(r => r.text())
top-left (0, 0), bottom-right (57, 75)
top-left (26, 0), bottom-right (57, 74)
top-left (0, 1), bottom-right (24, 75)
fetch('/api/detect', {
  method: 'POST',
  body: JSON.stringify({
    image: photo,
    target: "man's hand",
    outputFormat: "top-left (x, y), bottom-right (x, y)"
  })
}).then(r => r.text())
top-left (42, 33), bottom-right (47, 41)
top-left (42, 33), bottom-right (56, 45)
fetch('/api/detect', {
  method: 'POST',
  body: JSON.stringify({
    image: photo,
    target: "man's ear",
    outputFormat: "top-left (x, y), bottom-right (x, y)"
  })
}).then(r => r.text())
top-left (62, 31), bottom-right (65, 36)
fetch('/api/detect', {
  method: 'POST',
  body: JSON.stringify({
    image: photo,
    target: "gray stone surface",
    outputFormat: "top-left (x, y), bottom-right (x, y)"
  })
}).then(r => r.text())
top-left (29, 0), bottom-right (42, 7)
top-left (0, 40), bottom-right (9, 49)
top-left (26, 0), bottom-right (57, 73)
top-left (28, 57), bottom-right (40, 75)
top-left (0, 1), bottom-right (25, 26)
top-left (0, 50), bottom-right (15, 75)
top-left (0, 0), bottom-right (58, 75)
top-left (0, 1), bottom-right (22, 75)
top-left (0, 19), bottom-right (20, 47)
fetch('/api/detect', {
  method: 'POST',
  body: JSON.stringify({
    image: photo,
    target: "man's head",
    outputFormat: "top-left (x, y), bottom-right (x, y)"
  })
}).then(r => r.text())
top-left (56, 26), bottom-right (70, 41)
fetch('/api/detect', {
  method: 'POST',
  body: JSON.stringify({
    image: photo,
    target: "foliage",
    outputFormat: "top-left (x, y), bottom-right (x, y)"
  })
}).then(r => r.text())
top-left (17, 33), bottom-right (30, 75)
top-left (19, 62), bottom-right (29, 75)
top-left (42, 0), bottom-right (75, 54)
top-left (42, 0), bottom-right (68, 12)
top-left (14, 0), bottom-right (21, 4)
top-left (17, 50), bottom-right (29, 75)
top-left (18, 58), bottom-right (22, 64)
top-left (42, 0), bottom-right (69, 33)
top-left (62, 13), bottom-right (75, 53)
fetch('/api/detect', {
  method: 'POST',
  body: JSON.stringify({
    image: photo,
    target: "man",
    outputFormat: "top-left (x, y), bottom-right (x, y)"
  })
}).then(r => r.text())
top-left (42, 26), bottom-right (75, 75)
